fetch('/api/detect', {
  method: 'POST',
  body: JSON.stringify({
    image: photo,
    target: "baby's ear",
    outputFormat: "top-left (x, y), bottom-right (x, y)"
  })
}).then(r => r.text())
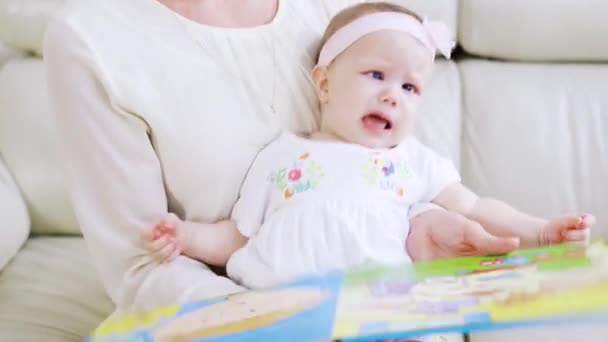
top-left (311, 65), bottom-right (329, 104)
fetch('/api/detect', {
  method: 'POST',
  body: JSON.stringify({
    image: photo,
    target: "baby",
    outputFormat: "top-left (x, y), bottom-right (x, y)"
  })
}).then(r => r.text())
top-left (142, 3), bottom-right (594, 290)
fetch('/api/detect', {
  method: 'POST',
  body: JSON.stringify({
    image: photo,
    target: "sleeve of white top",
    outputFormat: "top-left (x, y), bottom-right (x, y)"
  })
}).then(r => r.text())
top-left (407, 202), bottom-right (445, 220)
top-left (230, 143), bottom-right (275, 238)
top-left (43, 18), bottom-right (242, 313)
top-left (408, 138), bottom-right (461, 203)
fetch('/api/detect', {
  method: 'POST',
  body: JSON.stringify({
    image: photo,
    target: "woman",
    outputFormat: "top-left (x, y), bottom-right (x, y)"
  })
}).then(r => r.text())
top-left (43, 0), bottom-right (517, 315)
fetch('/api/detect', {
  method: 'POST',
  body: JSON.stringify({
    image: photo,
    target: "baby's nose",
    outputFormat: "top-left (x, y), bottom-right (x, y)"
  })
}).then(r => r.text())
top-left (380, 92), bottom-right (398, 107)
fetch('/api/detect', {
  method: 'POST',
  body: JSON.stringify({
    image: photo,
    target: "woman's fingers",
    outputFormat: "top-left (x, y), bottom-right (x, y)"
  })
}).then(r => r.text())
top-left (464, 221), bottom-right (520, 255)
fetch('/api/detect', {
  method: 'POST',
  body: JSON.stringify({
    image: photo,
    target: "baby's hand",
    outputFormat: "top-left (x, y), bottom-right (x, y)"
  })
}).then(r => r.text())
top-left (539, 213), bottom-right (595, 246)
top-left (141, 213), bottom-right (184, 263)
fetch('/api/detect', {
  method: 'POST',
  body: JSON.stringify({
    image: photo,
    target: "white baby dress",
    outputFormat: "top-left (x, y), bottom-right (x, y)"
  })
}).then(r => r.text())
top-left (227, 132), bottom-right (460, 288)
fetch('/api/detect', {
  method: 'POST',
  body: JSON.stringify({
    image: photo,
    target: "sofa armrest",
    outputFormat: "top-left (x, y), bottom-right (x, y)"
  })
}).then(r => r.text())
top-left (0, 156), bottom-right (30, 270)
top-left (0, 41), bottom-right (25, 68)
top-left (0, 0), bottom-right (67, 56)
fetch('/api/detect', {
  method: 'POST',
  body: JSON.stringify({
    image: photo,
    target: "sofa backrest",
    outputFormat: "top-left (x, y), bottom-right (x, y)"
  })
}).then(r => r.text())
top-left (455, 0), bottom-right (608, 239)
top-left (459, 0), bottom-right (608, 62)
top-left (0, 57), bottom-right (80, 235)
top-left (0, 0), bottom-right (607, 238)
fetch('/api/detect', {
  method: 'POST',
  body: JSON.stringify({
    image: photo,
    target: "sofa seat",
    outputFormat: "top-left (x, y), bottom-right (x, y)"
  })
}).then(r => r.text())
top-left (0, 237), bottom-right (113, 342)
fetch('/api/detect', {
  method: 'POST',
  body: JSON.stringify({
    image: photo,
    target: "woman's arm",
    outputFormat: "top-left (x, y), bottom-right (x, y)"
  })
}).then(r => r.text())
top-left (44, 18), bottom-right (242, 313)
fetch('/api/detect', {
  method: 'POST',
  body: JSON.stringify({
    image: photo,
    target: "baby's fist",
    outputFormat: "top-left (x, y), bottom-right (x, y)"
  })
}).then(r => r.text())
top-left (141, 213), bottom-right (183, 262)
top-left (539, 213), bottom-right (595, 246)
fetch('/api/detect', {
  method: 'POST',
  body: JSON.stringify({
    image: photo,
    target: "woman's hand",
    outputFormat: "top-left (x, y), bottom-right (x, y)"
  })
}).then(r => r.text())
top-left (406, 209), bottom-right (520, 261)
top-left (538, 213), bottom-right (595, 246)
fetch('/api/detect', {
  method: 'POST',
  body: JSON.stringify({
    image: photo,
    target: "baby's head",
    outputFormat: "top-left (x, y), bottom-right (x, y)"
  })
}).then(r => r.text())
top-left (312, 2), bottom-right (454, 149)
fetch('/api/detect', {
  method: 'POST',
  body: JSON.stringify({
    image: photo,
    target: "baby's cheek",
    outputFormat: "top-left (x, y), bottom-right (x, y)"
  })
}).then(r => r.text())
top-left (393, 123), bottom-right (413, 146)
top-left (401, 112), bottom-right (417, 135)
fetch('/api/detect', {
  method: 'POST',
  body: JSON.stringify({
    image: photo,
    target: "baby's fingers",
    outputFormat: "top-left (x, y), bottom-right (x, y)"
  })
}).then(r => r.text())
top-left (563, 228), bottom-right (590, 243)
top-left (141, 224), bottom-right (158, 241)
top-left (146, 235), bottom-right (172, 252)
top-left (159, 213), bottom-right (180, 231)
top-left (165, 245), bottom-right (182, 262)
top-left (551, 214), bottom-right (583, 230)
top-left (156, 241), bottom-right (178, 262)
top-left (580, 214), bottom-right (596, 229)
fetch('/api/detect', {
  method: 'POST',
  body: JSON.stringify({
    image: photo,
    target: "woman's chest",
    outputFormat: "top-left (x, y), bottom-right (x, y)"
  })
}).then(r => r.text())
top-left (102, 1), bottom-right (343, 221)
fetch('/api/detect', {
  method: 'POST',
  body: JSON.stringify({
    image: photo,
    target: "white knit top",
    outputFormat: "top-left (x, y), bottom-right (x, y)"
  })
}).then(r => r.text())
top-left (44, 0), bottom-right (356, 314)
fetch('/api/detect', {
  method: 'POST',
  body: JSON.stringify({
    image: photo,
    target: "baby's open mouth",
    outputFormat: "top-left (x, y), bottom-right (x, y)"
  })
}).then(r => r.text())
top-left (362, 113), bottom-right (392, 132)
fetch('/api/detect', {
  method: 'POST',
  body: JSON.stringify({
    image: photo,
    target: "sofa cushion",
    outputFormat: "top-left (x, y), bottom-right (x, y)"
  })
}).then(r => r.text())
top-left (460, 60), bottom-right (608, 239)
top-left (0, 58), bottom-right (80, 235)
top-left (0, 237), bottom-right (113, 342)
top-left (0, 158), bottom-right (29, 270)
top-left (416, 60), bottom-right (462, 169)
top-left (0, 0), bottom-right (66, 55)
top-left (0, 42), bottom-right (24, 67)
top-left (389, 0), bottom-right (458, 36)
top-left (459, 0), bottom-right (608, 62)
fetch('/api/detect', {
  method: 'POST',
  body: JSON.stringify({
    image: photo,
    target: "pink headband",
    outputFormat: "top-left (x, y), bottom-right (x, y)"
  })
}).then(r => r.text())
top-left (317, 12), bottom-right (456, 66)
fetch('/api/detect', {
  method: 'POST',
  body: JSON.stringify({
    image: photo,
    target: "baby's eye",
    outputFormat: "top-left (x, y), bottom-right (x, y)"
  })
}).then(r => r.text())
top-left (369, 71), bottom-right (384, 80)
top-left (402, 83), bottom-right (417, 93)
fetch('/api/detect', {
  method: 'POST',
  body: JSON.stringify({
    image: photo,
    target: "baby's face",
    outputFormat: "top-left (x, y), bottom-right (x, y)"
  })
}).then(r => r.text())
top-left (318, 30), bottom-right (433, 149)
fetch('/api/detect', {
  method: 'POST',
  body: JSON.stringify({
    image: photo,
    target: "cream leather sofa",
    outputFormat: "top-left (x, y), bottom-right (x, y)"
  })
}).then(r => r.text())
top-left (1, 1), bottom-right (607, 341)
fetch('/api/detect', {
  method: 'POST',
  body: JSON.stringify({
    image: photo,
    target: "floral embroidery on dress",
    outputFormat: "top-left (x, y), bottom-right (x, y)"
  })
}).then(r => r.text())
top-left (268, 153), bottom-right (324, 199)
top-left (362, 152), bottom-right (412, 197)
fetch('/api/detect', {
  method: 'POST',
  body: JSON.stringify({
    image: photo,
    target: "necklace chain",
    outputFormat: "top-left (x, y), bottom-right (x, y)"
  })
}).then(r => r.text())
top-left (170, 12), bottom-right (278, 116)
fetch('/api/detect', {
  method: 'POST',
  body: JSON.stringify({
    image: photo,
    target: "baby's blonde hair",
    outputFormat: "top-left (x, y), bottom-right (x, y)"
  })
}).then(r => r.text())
top-left (316, 2), bottom-right (423, 62)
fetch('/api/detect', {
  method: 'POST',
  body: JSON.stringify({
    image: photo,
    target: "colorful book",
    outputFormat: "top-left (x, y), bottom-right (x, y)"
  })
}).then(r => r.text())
top-left (88, 242), bottom-right (608, 342)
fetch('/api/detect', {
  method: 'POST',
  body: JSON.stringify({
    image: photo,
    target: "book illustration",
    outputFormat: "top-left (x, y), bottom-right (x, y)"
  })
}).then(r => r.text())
top-left (334, 243), bottom-right (608, 339)
top-left (87, 242), bottom-right (608, 342)
top-left (151, 287), bottom-right (328, 341)
top-left (334, 264), bottom-right (541, 338)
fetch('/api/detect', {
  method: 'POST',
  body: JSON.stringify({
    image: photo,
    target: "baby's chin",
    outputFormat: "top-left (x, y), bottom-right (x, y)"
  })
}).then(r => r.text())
top-left (351, 123), bottom-right (411, 149)
top-left (356, 135), bottom-right (404, 150)
top-left (360, 131), bottom-right (410, 149)
top-left (316, 128), bottom-right (409, 149)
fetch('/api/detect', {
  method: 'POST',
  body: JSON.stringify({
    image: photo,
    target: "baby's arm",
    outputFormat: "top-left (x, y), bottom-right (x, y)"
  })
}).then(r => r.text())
top-left (141, 141), bottom-right (278, 265)
top-left (142, 214), bottom-right (247, 266)
top-left (433, 183), bottom-right (594, 248)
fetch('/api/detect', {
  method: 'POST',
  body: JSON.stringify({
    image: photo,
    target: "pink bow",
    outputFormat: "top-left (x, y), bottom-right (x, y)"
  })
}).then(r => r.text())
top-left (422, 18), bottom-right (456, 59)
